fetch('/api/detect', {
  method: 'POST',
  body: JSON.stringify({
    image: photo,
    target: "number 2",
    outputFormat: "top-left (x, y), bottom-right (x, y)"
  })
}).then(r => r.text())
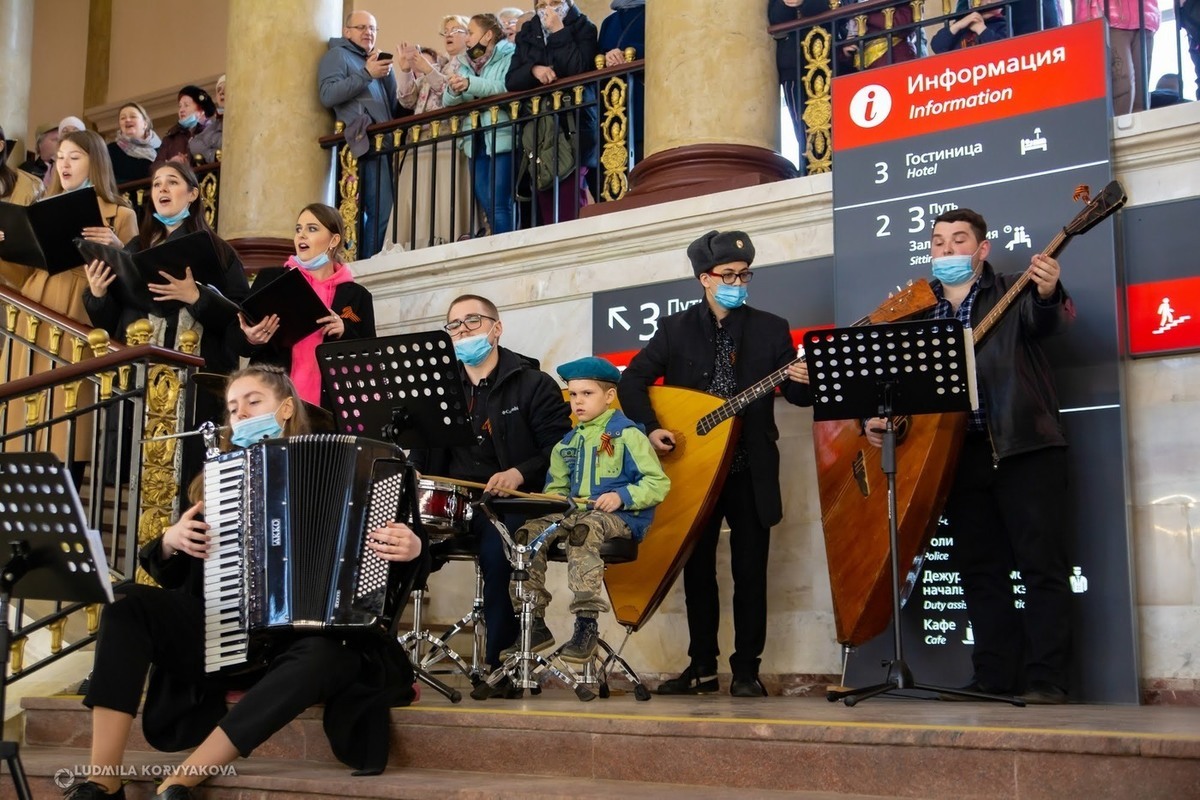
top-left (876, 215), bottom-right (890, 237)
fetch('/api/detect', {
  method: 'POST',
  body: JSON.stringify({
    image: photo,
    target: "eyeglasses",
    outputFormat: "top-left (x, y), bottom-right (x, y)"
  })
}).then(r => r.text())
top-left (444, 313), bottom-right (496, 333)
top-left (442, 27), bottom-right (467, 36)
top-left (708, 270), bottom-right (754, 285)
top-left (347, 24), bottom-right (378, 33)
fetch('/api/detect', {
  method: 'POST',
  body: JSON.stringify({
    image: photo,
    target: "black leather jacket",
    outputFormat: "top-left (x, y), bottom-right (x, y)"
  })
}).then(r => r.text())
top-left (931, 261), bottom-right (1074, 460)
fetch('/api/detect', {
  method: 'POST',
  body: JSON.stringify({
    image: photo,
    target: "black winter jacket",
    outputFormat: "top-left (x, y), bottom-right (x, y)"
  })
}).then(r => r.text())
top-left (929, 261), bottom-right (1073, 459)
top-left (618, 301), bottom-right (811, 527)
top-left (407, 346), bottom-right (571, 490)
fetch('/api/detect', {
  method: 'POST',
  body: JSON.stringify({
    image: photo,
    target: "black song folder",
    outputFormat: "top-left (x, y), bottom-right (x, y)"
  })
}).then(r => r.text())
top-left (239, 268), bottom-right (329, 349)
top-left (0, 187), bottom-right (104, 273)
top-left (76, 231), bottom-right (226, 313)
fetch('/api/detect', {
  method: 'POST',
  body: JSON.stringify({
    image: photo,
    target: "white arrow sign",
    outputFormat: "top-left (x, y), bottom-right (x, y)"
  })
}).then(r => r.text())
top-left (608, 306), bottom-right (630, 331)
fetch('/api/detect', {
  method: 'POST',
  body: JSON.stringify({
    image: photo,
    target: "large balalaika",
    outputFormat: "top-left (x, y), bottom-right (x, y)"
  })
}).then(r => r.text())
top-left (201, 434), bottom-right (416, 673)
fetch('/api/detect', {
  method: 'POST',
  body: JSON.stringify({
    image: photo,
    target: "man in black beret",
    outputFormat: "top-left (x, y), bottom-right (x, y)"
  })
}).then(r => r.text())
top-left (619, 230), bottom-right (811, 698)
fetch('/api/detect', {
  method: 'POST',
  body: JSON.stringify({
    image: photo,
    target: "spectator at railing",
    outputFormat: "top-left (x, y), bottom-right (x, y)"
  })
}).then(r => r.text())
top-left (157, 85), bottom-right (219, 166)
top-left (507, 0), bottom-right (600, 226)
top-left (1179, 0), bottom-right (1199, 99)
top-left (599, 0), bottom-right (645, 165)
top-left (1149, 73), bottom-right (1187, 107)
top-left (215, 73), bottom-right (227, 116)
top-left (82, 161), bottom-right (247, 374)
top-left (387, 21), bottom-right (475, 249)
top-left (0, 125), bottom-right (44, 289)
top-left (841, 0), bottom-right (917, 70)
top-left (235, 203), bottom-right (375, 409)
top-left (1011, 0), bottom-right (1061, 36)
top-left (931, 0), bottom-right (1010, 53)
top-left (444, 13), bottom-right (519, 236)
top-left (18, 123), bottom-right (56, 180)
top-left (107, 102), bottom-right (161, 184)
top-left (59, 116), bottom-right (86, 135)
top-left (499, 7), bottom-right (524, 42)
top-left (1074, 0), bottom-right (1159, 114)
top-left (318, 9), bottom-right (403, 260)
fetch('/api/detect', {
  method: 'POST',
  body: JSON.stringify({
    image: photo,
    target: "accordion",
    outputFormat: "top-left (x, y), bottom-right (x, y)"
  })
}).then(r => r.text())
top-left (202, 434), bottom-right (417, 673)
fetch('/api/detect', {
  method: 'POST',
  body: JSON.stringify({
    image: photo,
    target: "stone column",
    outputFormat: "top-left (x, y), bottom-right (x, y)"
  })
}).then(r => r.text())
top-left (0, 0), bottom-right (35, 158)
top-left (218, 0), bottom-right (342, 266)
top-left (593, 0), bottom-right (795, 215)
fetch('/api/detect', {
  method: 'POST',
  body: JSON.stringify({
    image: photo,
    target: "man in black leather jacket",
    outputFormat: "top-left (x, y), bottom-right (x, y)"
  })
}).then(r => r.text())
top-left (619, 231), bottom-right (811, 698)
top-left (865, 208), bottom-right (1074, 704)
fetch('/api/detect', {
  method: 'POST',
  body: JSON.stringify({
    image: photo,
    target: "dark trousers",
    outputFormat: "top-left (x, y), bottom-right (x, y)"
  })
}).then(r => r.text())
top-left (359, 152), bottom-right (394, 259)
top-left (472, 512), bottom-right (519, 667)
top-left (944, 436), bottom-right (1072, 692)
top-left (683, 470), bottom-right (771, 676)
top-left (85, 583), bottom-right (365, 756)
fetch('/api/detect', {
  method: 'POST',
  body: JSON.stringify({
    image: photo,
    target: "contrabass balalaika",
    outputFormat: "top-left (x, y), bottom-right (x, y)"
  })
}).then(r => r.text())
top-left (201, 434), bottom-right (416, 673)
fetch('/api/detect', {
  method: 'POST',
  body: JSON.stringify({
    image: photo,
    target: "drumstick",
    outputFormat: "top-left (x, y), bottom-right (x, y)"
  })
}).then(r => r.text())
top-left (422, 474), bottom-right (586, 505)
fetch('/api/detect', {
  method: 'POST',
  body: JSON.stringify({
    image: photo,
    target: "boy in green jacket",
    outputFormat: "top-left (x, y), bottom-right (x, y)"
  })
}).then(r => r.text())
top-left (506, 356), bottom-right (670, 663)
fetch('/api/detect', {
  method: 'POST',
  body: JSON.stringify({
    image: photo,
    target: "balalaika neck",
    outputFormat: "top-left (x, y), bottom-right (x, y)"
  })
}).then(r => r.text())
top-left (972, 227), bottom-right (1070, 346)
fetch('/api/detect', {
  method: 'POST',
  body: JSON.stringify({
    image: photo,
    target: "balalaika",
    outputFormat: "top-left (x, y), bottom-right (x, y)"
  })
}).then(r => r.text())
top-left (201, 434), bottom-right (415, 673)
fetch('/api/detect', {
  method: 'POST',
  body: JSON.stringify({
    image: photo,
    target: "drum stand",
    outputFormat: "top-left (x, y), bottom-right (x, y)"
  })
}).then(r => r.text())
top-left (549, 625), bottom-right (652, 701)
top-left (473, 501), bottom-right (597, 701)
top-left (399, 556), bottom-right (487, 691)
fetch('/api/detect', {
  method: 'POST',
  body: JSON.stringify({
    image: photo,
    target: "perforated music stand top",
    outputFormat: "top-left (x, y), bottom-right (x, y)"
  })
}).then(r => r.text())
top-left (0, 453), bottom-right (114, 604)
top-left (804, 319), bottom-right (978, 422)
top-left (316, 331), bottom-right (475, 449)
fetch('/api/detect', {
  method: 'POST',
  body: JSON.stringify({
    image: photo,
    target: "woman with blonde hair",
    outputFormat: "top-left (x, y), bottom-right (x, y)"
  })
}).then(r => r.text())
top-left (107, 102), bottom-right (160, 184)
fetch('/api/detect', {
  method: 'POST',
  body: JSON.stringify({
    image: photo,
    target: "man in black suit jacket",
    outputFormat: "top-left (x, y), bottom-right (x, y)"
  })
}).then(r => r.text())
top-left (618, 230), bottom-right (811, 697)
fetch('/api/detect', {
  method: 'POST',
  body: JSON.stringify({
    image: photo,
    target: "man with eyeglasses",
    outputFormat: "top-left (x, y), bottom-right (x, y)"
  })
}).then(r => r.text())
top-left (619, 230), bottom-right (811, 699)
top-left (407, 294), bottom-right (571, 698)
top-left (318, 10), bottom-right (403, 259)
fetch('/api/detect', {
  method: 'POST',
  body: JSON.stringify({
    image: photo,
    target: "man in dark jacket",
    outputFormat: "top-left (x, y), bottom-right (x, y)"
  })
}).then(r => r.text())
top-left (317, 10), bottom-right (402, 259)
top-left (407, 294), bottom-right (571, 697)
top-left (865, 208), bottom-right (1074, 705)
top-left (619, 231), bottom-right (811, 698)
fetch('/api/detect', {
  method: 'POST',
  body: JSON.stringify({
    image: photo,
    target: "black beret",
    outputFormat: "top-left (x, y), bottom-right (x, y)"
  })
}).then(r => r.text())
top-left (557, 356), bottom-right (622, 385)
top-left (687, 230), bottom-right (755, 276)
top-left (178, 85), bottom-right (217, 119)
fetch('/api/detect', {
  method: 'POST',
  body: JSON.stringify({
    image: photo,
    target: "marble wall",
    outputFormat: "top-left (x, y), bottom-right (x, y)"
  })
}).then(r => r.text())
top-left (353, 102), bottom-right (1200, 690)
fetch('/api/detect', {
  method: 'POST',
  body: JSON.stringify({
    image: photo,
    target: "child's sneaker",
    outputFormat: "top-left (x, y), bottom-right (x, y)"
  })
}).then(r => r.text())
top-left (559, 616), bottom-right (599, 663)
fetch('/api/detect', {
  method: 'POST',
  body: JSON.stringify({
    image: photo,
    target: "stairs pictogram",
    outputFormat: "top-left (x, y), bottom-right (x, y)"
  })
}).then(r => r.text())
top-left (1153, 314), bottom-right (1191, 335)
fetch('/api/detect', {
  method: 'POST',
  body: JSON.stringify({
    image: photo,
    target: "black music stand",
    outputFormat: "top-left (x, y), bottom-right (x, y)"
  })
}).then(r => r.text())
top-left (805, 320), bottom-right (1020, 707)
top-left (0, 453), bottom-right (115, 799)
top-left (316, 331), bottom-right (474, 448)
top-left (316, 330), bottom-right (476, 701)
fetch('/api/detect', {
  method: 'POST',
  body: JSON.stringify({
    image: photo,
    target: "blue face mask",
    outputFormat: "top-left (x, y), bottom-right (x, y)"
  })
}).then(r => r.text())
top-left (294, 251), bottom-right (331, 271)
top-left (230, 410), bottom-right (284, 449)
top-left (931, 251), bottom-right (978, 286)
top-left (153, 207), bottom-right (191, 227)
top-left (179, 114), bottom-right (200, 130)
top-left (453, 333), bottom-right (494, 367)
top-left (713, 283), bottom-right (748, 310)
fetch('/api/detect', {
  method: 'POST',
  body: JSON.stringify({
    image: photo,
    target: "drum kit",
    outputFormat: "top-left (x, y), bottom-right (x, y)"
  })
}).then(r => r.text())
top-left (401, 475), bottom-right (650, 702)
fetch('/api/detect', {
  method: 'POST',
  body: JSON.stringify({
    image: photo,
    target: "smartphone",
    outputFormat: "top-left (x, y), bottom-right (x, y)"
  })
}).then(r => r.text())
top-left (376, 51), bottom-right (393, 61)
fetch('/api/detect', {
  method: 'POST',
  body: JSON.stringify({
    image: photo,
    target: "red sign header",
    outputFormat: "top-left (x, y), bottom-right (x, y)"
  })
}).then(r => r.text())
top-left (833, 20), bottom-right (1109, 151)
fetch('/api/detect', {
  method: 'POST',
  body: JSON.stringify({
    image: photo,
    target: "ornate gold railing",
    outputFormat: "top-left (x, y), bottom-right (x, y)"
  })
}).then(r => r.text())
top-left (0, 285), bottom-right (202, 685)
top-left (318, 53), bottom-right (643, 259)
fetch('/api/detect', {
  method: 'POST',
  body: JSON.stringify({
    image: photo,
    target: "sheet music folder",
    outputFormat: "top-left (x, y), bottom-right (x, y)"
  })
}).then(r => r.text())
top-left (76, 231), bottom-right (227, 313)
top-left (196, 267), bottom-right (327, 350)
top-left (0, 187), bottom-right (104, 273)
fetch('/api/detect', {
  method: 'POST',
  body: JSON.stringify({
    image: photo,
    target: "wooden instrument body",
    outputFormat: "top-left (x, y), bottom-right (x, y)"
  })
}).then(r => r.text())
top-left (600, 385), bottom-right (739, 631)
top-left (814, 411), bottom-right (966, 645)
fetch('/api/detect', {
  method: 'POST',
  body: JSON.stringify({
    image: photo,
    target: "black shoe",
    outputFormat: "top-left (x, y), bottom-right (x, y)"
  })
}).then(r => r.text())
top-left (470, 674), bottom-right (523, 700)
top-left (559, 616), bottom-right (599, 664)
top-left (1019, 682), bottom-right (1068, 705)
top-left (730, 675), bottom-right (768, 697)
top-left (76, 671), bottom-right (92, 696)
top-left (656, 663), bottom-right (719, 695)
top-left (499, 618), bottom-right (555, 661)
top-left (938, 681), bottom-right (1014, 701)
top-left (64, 781), bottom-right (126, 800)
top-left (152, 787), bottom-right (193, 800)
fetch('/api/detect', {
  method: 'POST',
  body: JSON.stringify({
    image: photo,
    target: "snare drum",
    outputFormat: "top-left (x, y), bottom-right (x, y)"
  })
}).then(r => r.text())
top-left (417, 479), bottom-right (475, 540)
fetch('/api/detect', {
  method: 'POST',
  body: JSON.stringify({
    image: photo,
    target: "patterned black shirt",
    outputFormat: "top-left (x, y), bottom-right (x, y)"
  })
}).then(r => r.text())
top-left (709, 311), bottom-right (750, 472)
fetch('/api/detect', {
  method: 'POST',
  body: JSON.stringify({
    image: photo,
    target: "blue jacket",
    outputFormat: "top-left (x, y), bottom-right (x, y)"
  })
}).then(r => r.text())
top-left (443, 40), bottom-right (518, 157)
top-left (546, 408), bottom-right (669, 541)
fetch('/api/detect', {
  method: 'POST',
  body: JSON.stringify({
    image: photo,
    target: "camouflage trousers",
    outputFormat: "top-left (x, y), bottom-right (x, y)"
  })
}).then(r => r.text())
top-left (511, 510), bottom-right (631, 617)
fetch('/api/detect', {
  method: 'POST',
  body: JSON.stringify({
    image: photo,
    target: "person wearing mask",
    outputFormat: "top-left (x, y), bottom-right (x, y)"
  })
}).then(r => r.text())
top-left (157, 86), bottom-right (218, 166)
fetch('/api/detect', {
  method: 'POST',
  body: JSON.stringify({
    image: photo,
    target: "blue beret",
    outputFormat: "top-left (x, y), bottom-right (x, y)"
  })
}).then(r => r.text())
top-left (557, 356), bottom-right (621, 384)
top-left (688, 229), bottom-right (755, 276)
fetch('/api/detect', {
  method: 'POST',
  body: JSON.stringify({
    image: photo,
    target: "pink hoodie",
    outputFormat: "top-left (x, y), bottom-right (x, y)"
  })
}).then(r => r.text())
top-left (285, 256), bottom-right (355, 405)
